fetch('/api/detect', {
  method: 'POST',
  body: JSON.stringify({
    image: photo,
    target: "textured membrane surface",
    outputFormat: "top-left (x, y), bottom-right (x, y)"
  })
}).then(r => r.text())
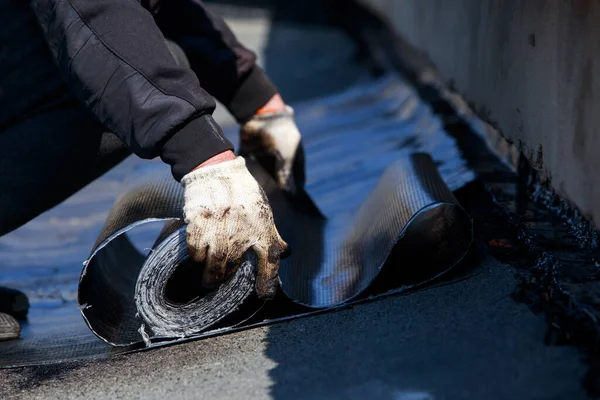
top-left (0, 75), bottom-right (475, 367)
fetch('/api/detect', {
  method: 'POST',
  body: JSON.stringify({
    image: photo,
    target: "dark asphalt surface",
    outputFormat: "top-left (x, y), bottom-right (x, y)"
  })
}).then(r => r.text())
top-left (0, 3), bottom-right (590, 399)
top-left (0, 258), bottom-right (587, 399)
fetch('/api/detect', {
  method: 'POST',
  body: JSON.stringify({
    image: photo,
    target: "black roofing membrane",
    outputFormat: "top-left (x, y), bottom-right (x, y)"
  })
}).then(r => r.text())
top-left (0, 76), bottom-right (476, 367)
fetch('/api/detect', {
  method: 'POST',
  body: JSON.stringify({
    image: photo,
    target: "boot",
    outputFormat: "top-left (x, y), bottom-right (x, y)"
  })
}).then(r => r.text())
top-left (0, 286), bottom-right (29, 341)
top-left (0, 312), bottom-right (20, 341)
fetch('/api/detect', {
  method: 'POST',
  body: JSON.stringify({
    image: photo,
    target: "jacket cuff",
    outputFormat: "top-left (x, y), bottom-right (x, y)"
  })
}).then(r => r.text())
top-left (228, 66), bottom-right (279, 123)
top-left (160, 114), bottom-right (234, 181)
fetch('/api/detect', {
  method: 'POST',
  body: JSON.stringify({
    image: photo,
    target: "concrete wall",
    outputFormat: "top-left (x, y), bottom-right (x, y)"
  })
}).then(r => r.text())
top-left (359, 0), bottom-right (600, 226)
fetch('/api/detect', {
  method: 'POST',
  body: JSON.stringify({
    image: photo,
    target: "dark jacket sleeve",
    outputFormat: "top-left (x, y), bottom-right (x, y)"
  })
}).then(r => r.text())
top-left (29, 0), bottom-right (233, 181)
top-left (151, 0), bottom-right (279, 123)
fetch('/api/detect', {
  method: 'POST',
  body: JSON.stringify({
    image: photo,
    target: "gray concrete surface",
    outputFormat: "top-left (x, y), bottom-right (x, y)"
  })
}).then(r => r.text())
top-left (359, 0), bottom-right (600, 227)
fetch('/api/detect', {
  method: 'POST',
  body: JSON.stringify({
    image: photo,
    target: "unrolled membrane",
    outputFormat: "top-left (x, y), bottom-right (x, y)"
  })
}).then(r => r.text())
top-left (78, 153), bottom-right (473, 346)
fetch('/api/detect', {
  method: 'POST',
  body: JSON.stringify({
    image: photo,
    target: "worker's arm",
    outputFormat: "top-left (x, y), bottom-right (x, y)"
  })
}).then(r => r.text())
top-left (147, 0), bottom-right (306, 193)
top-left (29, 0), bottom-right (287, 296)
top-left (150, 0), bottom-right (278, 123)
top-left (29, 0), bottom-right (233, 181)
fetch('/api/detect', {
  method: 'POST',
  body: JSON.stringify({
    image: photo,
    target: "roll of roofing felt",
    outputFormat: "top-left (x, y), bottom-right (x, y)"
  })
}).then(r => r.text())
top-left (134, 231), bottom-right (257, 343)
top-left (77, 153), bottom-right (472, 347)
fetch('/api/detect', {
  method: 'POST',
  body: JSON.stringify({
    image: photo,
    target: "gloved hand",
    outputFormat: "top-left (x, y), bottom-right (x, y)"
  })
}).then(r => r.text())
top-left (182, 156), bottom-right (288, 298)
top-left (240, 106), bottom-right (305, 194)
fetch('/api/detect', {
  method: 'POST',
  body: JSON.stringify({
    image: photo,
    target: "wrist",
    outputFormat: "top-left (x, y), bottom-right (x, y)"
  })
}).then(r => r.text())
top-left (255, 93), bottom-right (286, 115)
top-left (193, 150), bottom-right (236, 171)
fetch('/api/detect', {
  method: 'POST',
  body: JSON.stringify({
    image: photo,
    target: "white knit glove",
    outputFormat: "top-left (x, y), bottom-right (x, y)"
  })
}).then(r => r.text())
top-left (240, 106), bottom-right (305, 194)
top-left (181, 157), bottom-right (288, 298)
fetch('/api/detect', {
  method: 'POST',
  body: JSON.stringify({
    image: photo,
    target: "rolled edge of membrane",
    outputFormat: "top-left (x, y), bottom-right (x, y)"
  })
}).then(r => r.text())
top-left (134, 227), bottom-right (257, 341)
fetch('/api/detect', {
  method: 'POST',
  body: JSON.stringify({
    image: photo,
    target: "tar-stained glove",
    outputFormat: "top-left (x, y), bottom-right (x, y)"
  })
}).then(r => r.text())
top-left (240, 106), bottom-right (305, 195)
top-left (181, 157), bottom-right (288, 298)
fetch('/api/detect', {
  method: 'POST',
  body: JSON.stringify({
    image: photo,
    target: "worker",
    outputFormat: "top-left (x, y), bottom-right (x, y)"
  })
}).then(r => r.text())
top-left (0, 0), bottom-right (304, 340)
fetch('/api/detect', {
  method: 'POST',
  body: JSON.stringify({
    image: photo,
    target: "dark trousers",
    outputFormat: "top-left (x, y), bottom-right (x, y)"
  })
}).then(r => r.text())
top-left (0, 96), bottom-right (131, 236)
top-left (0, 2), bottom-right (262, 236)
